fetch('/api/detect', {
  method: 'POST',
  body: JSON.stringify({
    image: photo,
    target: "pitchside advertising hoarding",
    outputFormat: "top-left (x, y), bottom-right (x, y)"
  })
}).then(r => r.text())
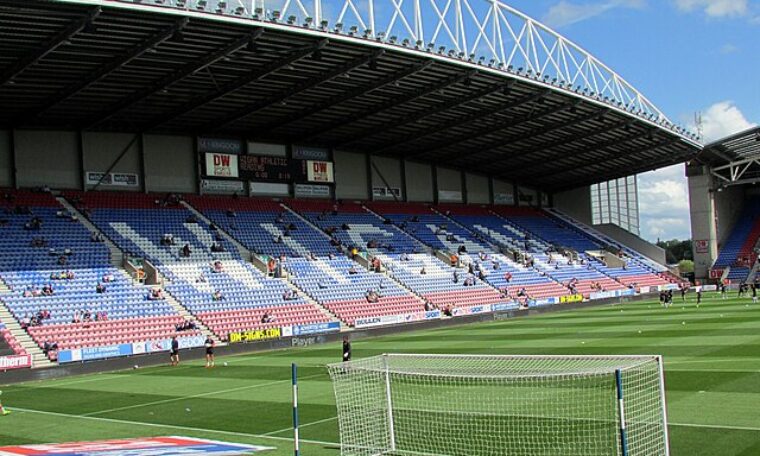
top-left (0, 354), bottom-right (32, 370)
top-left (57, 336), bottom-right (206, 364)
top-left (0, 437), bottom-right (273, 456)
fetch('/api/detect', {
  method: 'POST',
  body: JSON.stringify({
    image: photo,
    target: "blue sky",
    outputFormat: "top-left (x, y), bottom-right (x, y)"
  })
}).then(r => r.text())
top-left (503, 0), bottom-right (759, 241)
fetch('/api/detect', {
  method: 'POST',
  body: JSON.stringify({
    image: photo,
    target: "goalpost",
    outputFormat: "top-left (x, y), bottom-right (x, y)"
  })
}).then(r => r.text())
top-left (327, 354), bottom-right (669, 456)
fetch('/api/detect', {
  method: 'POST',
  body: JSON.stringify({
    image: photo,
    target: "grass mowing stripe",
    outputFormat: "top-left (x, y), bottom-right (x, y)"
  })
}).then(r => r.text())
top-left (82, 373), bottom-right (325, 417)
top-left (11, 407), bottom-right (340, 447)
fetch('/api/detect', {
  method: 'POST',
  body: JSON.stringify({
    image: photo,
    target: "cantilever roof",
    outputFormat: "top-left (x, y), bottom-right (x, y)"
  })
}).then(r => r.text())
top-left (0, 0), bottom-right (702, 192)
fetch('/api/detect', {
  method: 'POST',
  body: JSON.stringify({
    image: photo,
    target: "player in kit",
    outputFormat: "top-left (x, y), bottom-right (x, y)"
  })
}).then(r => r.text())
top-left (342, 336), bottom-right (352, 362)
top-left (170, 336), bottom-right (179, 366)
top-left (205, 336), bottom-right (215, 368)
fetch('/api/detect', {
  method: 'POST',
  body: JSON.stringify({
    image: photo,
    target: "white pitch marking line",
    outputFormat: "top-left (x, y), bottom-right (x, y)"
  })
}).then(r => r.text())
top-left (83, 373), bottom-right (324, 417)
top-left (12, 407), bottom-right (340, 447)
top-left (262, 416), bottom-right (338, 436)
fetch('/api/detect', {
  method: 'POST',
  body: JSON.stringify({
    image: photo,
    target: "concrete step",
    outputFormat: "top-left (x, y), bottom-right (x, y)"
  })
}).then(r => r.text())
top-left (0, 304), bottom-right (56, 368)
top-left (56, 196), bottom-right (124, 268)
top-left (162, 288), bottom-right (223, 345)
top-left (180, 201), bottom-right (251, 261)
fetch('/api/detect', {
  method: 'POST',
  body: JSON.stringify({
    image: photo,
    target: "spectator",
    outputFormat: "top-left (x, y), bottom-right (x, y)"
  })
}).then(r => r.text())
top-left (102, 273), bottom-right (114, 283)
top-left (31, 237), bottom-right (46, 248)
top-left (274, 235), bottom-right (283, 244)
top-left (366, 289), bottom-right (379, 303)
top-left (185, 215), bottom-right (198, 224)
top-left (181, 243), bottom-right (192, 257)
top-left (148, 288), bottom-right (164, 300)
top-left (212, 290), bottom-right (224, 301)
top-left (420, 267), bottom-right (427, 275)
top-left (161, 233), bottom-right (174, 246)
top-left (348, 266), bottom-right (358, 275)
top-left (42, 284), bottom-right (54, 296)
top-left (211, 242), bottom-right (225, 252)
top-left (212, 260), bottom-right (224, 273)
top-left (196, 273), bottom-right (207, 283)
top-left (261, 312), bottom-right (274, 323)
top-left (452, 271), bottom-right (459, 283)
top-left (226, 209), bottom-right (236, 218)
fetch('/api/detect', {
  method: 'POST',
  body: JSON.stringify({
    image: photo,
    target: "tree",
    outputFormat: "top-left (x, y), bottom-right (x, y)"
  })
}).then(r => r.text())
top-left (678, 260), bottom-right (694, 274)
top-left (656, 239), bottom-right (693, 264)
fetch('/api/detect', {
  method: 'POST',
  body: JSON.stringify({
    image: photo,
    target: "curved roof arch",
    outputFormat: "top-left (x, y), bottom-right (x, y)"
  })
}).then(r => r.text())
top-left (56, 0), bottom-right (700, 144)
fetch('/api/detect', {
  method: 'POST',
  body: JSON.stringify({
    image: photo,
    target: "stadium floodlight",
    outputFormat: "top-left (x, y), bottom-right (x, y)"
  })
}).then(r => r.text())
top-left (363, 29), bottom-right (373, 38)
top-left (287, 15), bottom-right (296, 24)
top-left (447, 50), bottom-right (456, 57)
top-left (402, 38), bottom-right (410, 47)
top-left (334, 22), bottom-right (343, 32)
top-left (437, 45), bottom-right (445, 54)
top-left (196, 0), bottom-right (206, 10)
top-left (426, 43), bottom-right (434, 52)
top-left (253, 7), bottom-right (262, 19)
top-left (271, 10), bottom-right (281, 21)
top-left (234, 6), bottom-right (245, 15)
top-left (349, 25), bottom-right (358, 36)
top-left (217, 0), bottom-right (226, 10)
top-left (320, 20), bottom-right (329, 30)
top-left (389, 36), bottom-right (397, 44)
top-left (328, 354), bottom-right (670, 456)
top-left (488, 58), bottom-right (495, 67)
top-left (304, 17), bottom-right (313, 27)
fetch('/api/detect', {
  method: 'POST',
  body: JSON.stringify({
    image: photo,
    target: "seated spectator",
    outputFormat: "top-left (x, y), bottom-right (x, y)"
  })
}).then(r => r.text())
top-left (102, 273), bottom-right (114, 283)
top-left (261, 311), bottom-right (275, 323)
top-left (365, 290), bottom-right (379, 303)
top-left (181, 243), bottom-right (192, 257)
top-left (20, 314), bottom-right (31, 329)
top-left (420, 267), bottom-right (427, 275)
top-left (371, 257), bottom-right (381, 272)
top-left (424, 300), bottom-right (434, 311)
top-left (273, 235), bottom-right (283, 244)
top-left (341, 223), bottom-right (350, 230)
top-left (96, 283), bottom-right (106, 293)
top-left (458, 245), bottom-right (467, 254)
top-left (309, 252), bottom-right (317, 261)
top-left (212, 260), bottom-right (224, 273)
top-left (318, 280), bottom-right (327, 289)
top-left (452, 271), bottom-right (459, 283)
top-left (43, 340), bottom-right (58, 356)
top-left (348, 266), bottom-right (358, 275)
top-left (212, 290), bottom-right (224, 301)
top-left (63, 248), bottom-right (72, 256)
top-left (148, 288), bottom-right (164, 300)
top-left (161, 233), bottom-right (175, 246)
top-left (226, 209), bottom-right (236, 218)
top-left (31, 237), bottom-right (46, 248)
top-left (445, 234), bottom-right (455, 242)
top-left (41, 284), bottom-right (54, 296)
top-left (442, 304), bottom-right (453, 317)
top-left (196, 273), bottom-right (207, 283)
top-left (211, 242), bottom-right (225, 252)
top-left (66, 270), bottom-right (75, 280)
top-left (185, 215), bottom-right (198, 224)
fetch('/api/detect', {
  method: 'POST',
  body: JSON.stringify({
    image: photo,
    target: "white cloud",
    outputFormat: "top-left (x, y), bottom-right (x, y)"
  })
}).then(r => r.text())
top-left (543, 0), bottom-right (646, 28)
top-left (637, 164), bottom-right (691, 241)
top-left (674, 0), bottom-right (748, 17)
top-left (719, 43), bottom-right (738, 54)
top-left (695, 101), bottom-right (757, 142)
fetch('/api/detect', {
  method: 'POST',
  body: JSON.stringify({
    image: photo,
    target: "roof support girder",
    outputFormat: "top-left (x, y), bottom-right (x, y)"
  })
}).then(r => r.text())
top-left (30, 18), bottom-right (188, 120)
top-left (0, 8), bottom-right (100, 86)
top-left (85, 29), bottom-right (264, 129)
top-left (377, 89), bottom-right (552, 156)
top-left (205, 48), bottom-right (384, 132)
top-left (429, 100), bottom-right (587, 163)
top-left (333, 81), bottom-right (510, 148)
top-left (259, 60), bottom-right (434, 132)
top-left (149, 39), bottom-right (329, 129)
top-left (297, 69), bottom-right (477, 143)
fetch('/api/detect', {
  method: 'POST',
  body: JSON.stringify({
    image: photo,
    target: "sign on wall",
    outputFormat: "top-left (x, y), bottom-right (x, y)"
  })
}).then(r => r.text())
top-left (198, 137), bottom-right (243, 154)
top-left (372, 187), bottom-right (402, 198)
top-left (694, 239), bottom-right (709, 254)
top-left (201, 179), bottom-right (244, 194)
top-left (306, 160), bottom-right (334, 183)
top-left (294, 183), bottom-right (331, 198)
top-left (494, 192), bottom-right (514, 205)
top-left (292, 145), bottom-right (329, 160)
top-left (204, 153), bottom-right (239, 178)
top-left (85, 172), bottom-right (139, 188)
top-left (239, 155), bottom-right (293, 181)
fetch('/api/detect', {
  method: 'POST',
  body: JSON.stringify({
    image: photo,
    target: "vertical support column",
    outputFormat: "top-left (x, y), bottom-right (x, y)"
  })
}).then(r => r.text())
top-left (292, 363), bottom-right (300, 456)
top-left (432, 166), bottom-right (439, 205)
top-left (383, 354), bottom-right (396, 452)
top-left (657, 356), bottom-right (671, 456)
top-left (615, 369), bottom-right (629, 456)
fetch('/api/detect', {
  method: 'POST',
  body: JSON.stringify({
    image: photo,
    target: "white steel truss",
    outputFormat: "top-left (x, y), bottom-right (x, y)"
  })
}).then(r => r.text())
top-left (70, 0), bottom-right (700, 142)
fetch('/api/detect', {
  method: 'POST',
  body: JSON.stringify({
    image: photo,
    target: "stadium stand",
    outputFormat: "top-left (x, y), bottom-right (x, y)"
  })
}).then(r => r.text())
top-left (287, 200), bottom-right (425, 254)
top-left (69, 192), bottom-right (333, 340)
top-left (713, 198), bottom-right (760, 282)
top-left (185, 196), bottom-right (337, 257)
top-left (0, 318), bottom-right (26, 357)
top-left (286, 256), bottom-right (422, 325)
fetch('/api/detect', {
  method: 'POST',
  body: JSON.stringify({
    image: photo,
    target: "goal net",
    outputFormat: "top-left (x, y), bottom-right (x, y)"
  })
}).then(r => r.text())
top-left (327, 354), bottom-right (668, 456)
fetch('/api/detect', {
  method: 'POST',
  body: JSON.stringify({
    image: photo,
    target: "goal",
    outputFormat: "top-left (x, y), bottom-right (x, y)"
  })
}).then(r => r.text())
top-left (327, 354), bottom-right (669, 456)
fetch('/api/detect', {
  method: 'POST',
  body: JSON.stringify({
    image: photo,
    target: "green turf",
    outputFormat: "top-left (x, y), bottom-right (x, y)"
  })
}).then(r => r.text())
top-left (1, 294), bottom-right (759, 455)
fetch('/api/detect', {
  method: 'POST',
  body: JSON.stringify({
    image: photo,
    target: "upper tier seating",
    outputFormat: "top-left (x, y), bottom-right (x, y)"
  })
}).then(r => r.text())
top-left (440, 206), bottom-right (551, 253)
top-left (186, 196), bottom-right (336, 257)
top-left (493, 207), bottom-right (601, 252)
top-left (368, 202), bottom-right (492, 254)
top-left (377, 253), bottom-right (508, 308)
top-left (287, 200), bottom-right (424, 254)
top-left (286, 256), bottom-right (422, 325)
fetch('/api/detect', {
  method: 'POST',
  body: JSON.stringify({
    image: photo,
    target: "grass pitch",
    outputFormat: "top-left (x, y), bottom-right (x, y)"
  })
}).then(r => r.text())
top-left (2, 294), bottom-right (760, 455)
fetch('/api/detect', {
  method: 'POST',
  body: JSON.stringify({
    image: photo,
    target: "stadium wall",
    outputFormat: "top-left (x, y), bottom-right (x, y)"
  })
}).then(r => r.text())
top-left (436, 166), bottom-right (463, 203)
top-left (594, 223), bottom-right (666, 265)
top-left (688, 168), bottom-right (718, 279)
top-left (0, 130), bottom-right (12, 187)
top-left (405, 161), bottom-right (434, 202)
top-left (465, 172), bottom-right (490, 204)
top-left (492, 178), bottom-right (515, 205)
top-left (82, 132), bottom-right (142, 191)
top-left (144, 134), bottom-right (196, 194)
top-left (370, 155), bottom-right (403, 200)
top-left (552, 186), bottom-right (592, 224)
top-left (16, 130), bottom-right (80, 189)
top-left (334, 150), bottom-right (369, 200)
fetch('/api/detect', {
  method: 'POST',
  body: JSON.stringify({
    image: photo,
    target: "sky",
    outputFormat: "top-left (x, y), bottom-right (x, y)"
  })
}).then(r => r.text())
top-left (500, 0), bottom-right (760, 242)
